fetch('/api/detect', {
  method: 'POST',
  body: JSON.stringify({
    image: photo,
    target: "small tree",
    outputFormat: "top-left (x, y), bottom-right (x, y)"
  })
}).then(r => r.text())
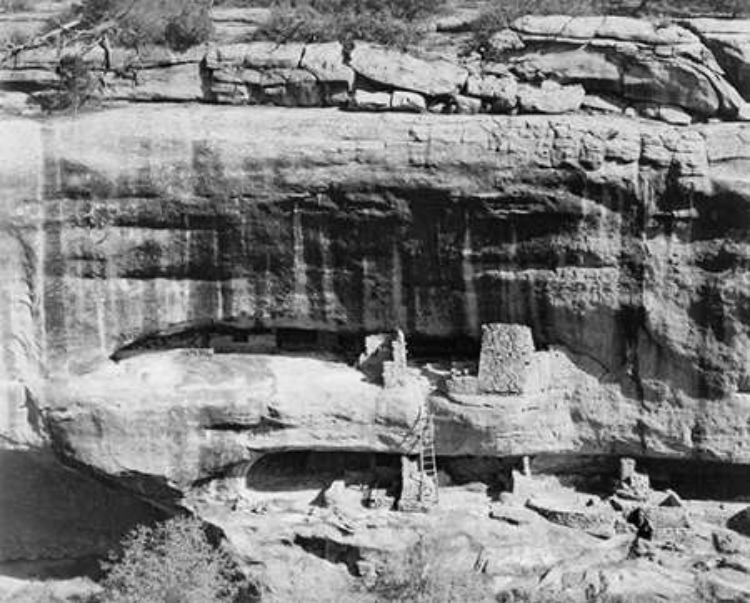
top-left (101, 516), bottom-right (241, 603)
top-left (55, 0), bottom-right (214, 51)
top-left (57, 54), bottom-right (96, 112)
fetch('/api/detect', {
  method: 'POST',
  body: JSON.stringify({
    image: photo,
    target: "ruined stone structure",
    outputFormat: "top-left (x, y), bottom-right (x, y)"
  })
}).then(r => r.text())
top-left (357, 329), bottom-right (409, 387)
top-left (617, 457), bottom-right (653, 501)
top-left (477, 324), bottom-right (535, 395)
top-left (383, 330), bottom-right (409, 390)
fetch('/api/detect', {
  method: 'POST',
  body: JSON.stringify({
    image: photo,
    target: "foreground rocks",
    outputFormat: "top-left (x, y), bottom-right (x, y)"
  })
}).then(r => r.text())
top-left (186, 475), bottom-right (750, 602)
top-left (507, 15), bottom-right (748, 119)
top-left (686, 19), bottom-right (750, 101)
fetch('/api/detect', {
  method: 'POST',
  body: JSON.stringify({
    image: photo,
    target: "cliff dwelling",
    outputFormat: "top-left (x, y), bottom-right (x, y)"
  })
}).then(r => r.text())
top-left (2, 1), bottom-right (750, 601)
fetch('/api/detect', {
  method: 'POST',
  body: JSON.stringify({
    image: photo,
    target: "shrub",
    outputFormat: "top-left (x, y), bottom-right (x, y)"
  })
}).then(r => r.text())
top-left (256, 6), bottom-right (424, 47)
top-left (364, 536), bottom-right (495, 603)
top-left (306, 0), bottom-right (443, 20)
top-left (218, 0), bottom-right (445, 20)
top-left (101, 516), bottom-right (242, 603)
top-left (163, 1), bottom-right (214, 52)
top-left (56, 53), bottom-right (97, 112)
top-left (251, 0), bottom-right (446, 48)
top-left (56, 0), bottom-right (213, 51)
top-left (0, 27), bottom-right (31, 48)
top-left (0, 0), bottom-right (32, 12)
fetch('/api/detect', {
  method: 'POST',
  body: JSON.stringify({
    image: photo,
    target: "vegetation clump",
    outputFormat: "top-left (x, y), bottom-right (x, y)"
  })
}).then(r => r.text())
top-left (363, 536), bottom-right (495, 603)
top-left (252, 0), bottom-right (448, 48)
top-left (0, 0), bottom-right (32, 12)
top-left (50, 0), bottom-right (214, 51)
top-left (101, 516), bottom-right (244, 603)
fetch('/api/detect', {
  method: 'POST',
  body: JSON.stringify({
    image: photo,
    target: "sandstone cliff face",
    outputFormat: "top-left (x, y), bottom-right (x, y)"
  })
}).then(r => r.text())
top-left (1, 9), bottom-right (750, 586)
top-left (0, 106), bottom-right (748, 503)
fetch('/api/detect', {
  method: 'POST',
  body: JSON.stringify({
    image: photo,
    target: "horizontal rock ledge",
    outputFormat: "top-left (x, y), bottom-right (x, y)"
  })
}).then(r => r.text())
top-left (42, 348), bottom-right (750, 499)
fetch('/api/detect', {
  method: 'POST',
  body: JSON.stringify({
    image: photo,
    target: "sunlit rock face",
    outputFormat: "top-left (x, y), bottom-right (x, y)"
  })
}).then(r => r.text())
top-left (0, 105), bottom-right (749, 504)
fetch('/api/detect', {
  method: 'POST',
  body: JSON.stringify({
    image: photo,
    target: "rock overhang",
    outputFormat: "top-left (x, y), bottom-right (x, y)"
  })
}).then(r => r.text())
top-left (0, 104), bottom-right (748, 505)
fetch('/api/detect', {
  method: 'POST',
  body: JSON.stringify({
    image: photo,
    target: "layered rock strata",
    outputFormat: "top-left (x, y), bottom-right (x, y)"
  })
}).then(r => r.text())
top-left (3, 15), bottom-right (750, 122)
top-left (0, 106), bottom-right (748, 504)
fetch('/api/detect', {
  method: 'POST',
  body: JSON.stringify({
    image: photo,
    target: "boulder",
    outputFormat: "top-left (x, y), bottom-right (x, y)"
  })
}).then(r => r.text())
top-left (105, 64), bottom-right (204, 102)
top-left (699, 570), bottom-right (750, 602)
top-left (727, 507), bottom-right (750, 537)
top-left (517, 81), bottom-right (585, 114)
top-left (622, 59), bottom-right (722, 117)
top-left (526, 496), bottom-right (618, 539)
top-left (685, 19), bottom-right (750, 100)
top-left (509, 46), bottom-right (623, 86)
top-left (390, 90), bottom-right (426, 113)
top-left (349, 43), bottom-right (468, 96)
top-left (300, 42), bottom-right (354, 88)
top-left (508, 15), bottom-right (746, 119)
top-left (207, 42), bottom-right (305, 69)
top-left (350, 89), bottom-right (391, 111)
top-left (0, 91), bottom-right (36, 115)
top-left (582, 94), bottom-right (626, 114)
top-left (712, 528), bottom-right (750, 555)
top-left (640, 105), bottom-right (693, 125)
top-left (263, 69), bottom-right (322, 107)
top-left (512, 16), bottom-right (700, 46)
top-left (487, 29), bottom-right (526, 56)
top-left (300, 43), bottom-right (353, 105)
top-left (489, 504), bottom-right (539, 526)
top-left (659, 490), bottom-right (685, 508)
top-left (427, 100), bottom-right (448, 114)
top-left (453, 94), bottom-right (482, 114)
top-left (466, 74), bottom-right (517, 111)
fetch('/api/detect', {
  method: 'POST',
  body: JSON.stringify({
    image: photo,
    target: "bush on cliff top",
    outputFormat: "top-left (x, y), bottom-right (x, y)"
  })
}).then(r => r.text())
top-left (251, 0), bottom-right (447, 47)
top-left (52, 0), bottom-right (213, 51)
top-left (217, 0), bottom-right (444, 20)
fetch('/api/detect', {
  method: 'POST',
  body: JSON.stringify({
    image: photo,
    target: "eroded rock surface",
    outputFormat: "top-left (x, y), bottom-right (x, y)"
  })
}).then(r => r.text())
top-left (506, 15), bottom-right (747, 119)
top-left (0, 106), bottom-right (747, 505)
top-left (3, 13), bottom-right (749, 122)
top-left (686, 19), bottom-right (750, 101)
top-left (1, 10), bottom-right (750, 598)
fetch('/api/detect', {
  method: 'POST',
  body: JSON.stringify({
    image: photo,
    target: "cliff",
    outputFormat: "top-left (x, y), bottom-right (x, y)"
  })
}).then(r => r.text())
top-left (1, 105), bottom-right (748, 489)
top-left (1, 7), bottom-right (750, 600)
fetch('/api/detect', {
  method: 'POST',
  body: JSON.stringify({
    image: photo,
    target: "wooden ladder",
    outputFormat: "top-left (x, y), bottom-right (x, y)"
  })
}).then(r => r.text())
top-left (417, 403), bottom-right (439, 506)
